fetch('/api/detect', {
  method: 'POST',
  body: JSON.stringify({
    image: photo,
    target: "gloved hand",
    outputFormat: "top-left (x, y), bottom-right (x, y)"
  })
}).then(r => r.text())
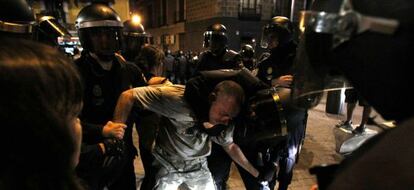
top-left (102, 138), bottom-right (125, 155)
top-left (101, 138), bottom-right (127, 168)
top-left (257, 162), bottom-right (278, 182)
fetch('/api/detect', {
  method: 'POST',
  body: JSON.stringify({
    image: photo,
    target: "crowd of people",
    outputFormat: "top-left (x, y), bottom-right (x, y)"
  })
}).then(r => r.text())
top-left (2, 0), bottom-right (413, 190)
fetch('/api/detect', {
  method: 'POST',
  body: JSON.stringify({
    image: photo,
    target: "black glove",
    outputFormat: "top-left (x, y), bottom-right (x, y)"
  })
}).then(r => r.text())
top-left (257, 162), bottom-right (278, 182)
top-left (102, 138), bottom-right (126, 168)
top-left (103, 138), bottom-right (125, 155)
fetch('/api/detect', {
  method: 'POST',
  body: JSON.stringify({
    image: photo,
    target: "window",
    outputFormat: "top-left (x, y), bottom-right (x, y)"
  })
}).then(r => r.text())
top-left (240, 0), bottom-right (261, 9)
top-left (175, 0), bottom-right (186, 22)
top-left (159, 0), bottom-right (167, 26)
top-left (239, 0), bottom-right (261, 20)
top-left (147, 4), bottom-right (154, 28)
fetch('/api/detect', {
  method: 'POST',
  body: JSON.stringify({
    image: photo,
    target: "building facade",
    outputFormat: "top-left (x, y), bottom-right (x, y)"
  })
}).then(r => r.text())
top-left (133, 0), bottom-right (312, 53)
top-left (31, 0), bottom-right (131, 31)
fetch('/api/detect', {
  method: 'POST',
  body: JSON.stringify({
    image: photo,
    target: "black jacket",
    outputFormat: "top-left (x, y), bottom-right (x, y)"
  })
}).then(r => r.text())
top-left (75, 52), bottom-right (146, 190)
top-left (196, 49), bottom-right (242, 72)
top-left (257, 41), bottom-right (297, 85)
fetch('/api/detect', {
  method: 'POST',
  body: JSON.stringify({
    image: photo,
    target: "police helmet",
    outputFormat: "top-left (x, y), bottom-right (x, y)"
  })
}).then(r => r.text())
top-left (75, 4), bottom-right (123, 55)
top-left (36, 15), bottom-right (71, 46)
top-left (0, 0), bottom-right (35, 38)
top-left (240, 44), bottom-right (255, 59)
top-left (122, 19), bottom-right (149, 59)
top-left (203, 23), bottom-right (228, 49)
top-left (260, 16), bottom-right (293, 48)
top-left (123, 20), bottom-right (145, 37)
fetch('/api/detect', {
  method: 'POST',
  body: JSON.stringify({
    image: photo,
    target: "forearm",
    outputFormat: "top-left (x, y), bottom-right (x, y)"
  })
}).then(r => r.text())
top-left (113, 89), bottom-right (136, 123)
top-left (79, 121), bottom-right (104, 143)
top-left (223, 142), bottom-right (259, 177)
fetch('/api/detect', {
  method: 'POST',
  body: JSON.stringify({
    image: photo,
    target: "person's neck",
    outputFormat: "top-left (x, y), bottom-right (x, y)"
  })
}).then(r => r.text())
top-left (90, 53), bottom-right (113, 71)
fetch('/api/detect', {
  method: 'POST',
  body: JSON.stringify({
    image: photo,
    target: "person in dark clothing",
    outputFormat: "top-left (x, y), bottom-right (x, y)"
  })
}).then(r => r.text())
top-left (250, 16), bottom-right (308, 190)
top-left (336, 88), bottom-right (372, 134)
top-left (121, 19), bottom-right (148, 64)
top-left (257, 16), bottom-right (296, 87)
top-left (74, 4), bottom-right (147, 190)
top-left (175, 50), bottom-right (188, 84)
top-left (196, 23), bottom-right (242, 73)
top-left (163, 49), bottom-right (175, 81)
top-left (239, 44), bottom-right (257, 73)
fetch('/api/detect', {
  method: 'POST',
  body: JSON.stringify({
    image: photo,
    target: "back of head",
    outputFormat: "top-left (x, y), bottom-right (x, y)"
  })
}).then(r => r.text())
top-left (0, 38), bottom-right (83, 190)
top-left (136, 44), bottom-right (165, 75)
top-left (0, 0), bottom-right (35, 39)
top-left (213, 80), bottom-right (245, 107)
top-left (75, 3), bottom-right (123, 56)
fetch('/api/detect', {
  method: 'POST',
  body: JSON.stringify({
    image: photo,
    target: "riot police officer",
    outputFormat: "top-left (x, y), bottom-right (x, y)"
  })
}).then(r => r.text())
top-left (0, 0), bottom-right (35, 39)
top-left (121, 19), bottom-right (148, 63)
top-left (252, 16), bottom-right (308, 190)
top-left (196, 23), bottom-right (242, 72)
top-left (257, 16), bottom-right (296, 86)
top-left (294, 0), bottom-right (414, 189)
top-left (74, 3), bottom-right (147, 190)
top-left (0, 0), bottom-right (70, 45)
top-left (35, 14), bottom-right (71, 46)
top-left (239, 44), bottom-right (257, 73)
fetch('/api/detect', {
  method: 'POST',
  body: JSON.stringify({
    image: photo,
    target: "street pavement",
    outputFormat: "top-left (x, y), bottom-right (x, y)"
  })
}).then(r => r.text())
top-left (133, 94), bottom-right (385, 190)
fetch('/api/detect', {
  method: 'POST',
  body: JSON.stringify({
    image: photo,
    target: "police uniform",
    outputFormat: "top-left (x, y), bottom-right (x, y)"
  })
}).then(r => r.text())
top-left (75, 52), bottom-right (146, 190)
top-left (254, 35), bottom-right (307, 190)
top-left (197, 49), bottom-right (242, 72)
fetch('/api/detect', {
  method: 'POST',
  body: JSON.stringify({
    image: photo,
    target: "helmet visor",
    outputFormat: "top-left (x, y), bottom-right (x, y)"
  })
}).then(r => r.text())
top-left (36, 16), bottom-right (71, 45)
top-left (88, 27), bottom-right (121, 55)
top-left (260, 25), bottom-right (279, 49)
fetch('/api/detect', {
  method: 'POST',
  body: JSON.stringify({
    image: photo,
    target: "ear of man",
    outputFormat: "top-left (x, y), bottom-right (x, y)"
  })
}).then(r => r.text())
top-left (208, 92), bottom-right (217, 103)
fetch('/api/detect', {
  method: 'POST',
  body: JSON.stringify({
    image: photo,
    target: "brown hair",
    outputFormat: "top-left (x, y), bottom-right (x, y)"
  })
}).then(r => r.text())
top-left (0, 38), bottom-right (84, 190)
top-left (213, 80), bottom-right (245, 107)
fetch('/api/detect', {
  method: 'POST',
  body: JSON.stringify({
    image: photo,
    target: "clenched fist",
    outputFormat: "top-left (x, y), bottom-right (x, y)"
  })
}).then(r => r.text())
top-left (102, 121), bottom-right (127, 139)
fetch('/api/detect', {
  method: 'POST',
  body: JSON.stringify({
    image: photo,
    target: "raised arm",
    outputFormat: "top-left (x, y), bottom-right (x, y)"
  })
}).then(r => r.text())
top-left (223, 142), bottom-right (259, 178)
top-left (113, 89), bottom-right (136, 123)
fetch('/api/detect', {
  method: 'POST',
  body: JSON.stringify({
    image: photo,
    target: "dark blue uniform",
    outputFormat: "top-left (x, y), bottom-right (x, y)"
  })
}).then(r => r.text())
top-left (255, 41), bottom-right (308, 190)
top-left (75, 52), bottom-right (146, 190)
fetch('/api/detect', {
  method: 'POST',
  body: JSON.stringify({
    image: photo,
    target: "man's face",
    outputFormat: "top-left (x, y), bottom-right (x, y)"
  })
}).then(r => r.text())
top-left (209, 94), bottom-right (240, 125)
top-left (266, 33), bottom-right (279, 49)
top-left (209, 34), bottom-right (227, 55)
top-left (89, 28), bottom-right (120, 55)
